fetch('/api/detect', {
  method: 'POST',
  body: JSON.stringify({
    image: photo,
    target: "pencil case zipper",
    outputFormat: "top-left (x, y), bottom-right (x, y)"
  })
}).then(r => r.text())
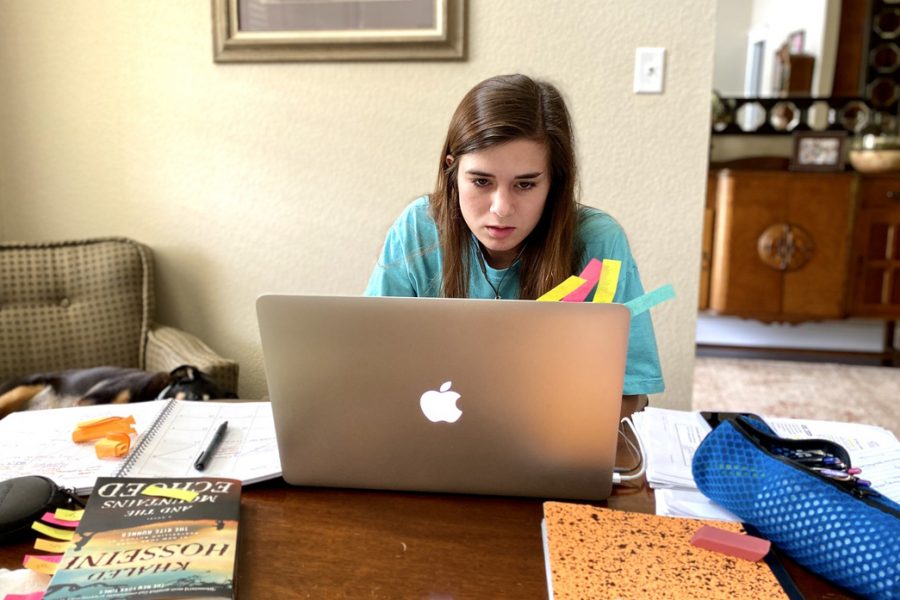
top-left (730, 416), bottom-right (900, 519)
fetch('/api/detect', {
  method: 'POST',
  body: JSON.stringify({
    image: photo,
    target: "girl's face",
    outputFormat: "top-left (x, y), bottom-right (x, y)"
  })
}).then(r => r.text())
top-left (452, 138), bottom-right (551, 268)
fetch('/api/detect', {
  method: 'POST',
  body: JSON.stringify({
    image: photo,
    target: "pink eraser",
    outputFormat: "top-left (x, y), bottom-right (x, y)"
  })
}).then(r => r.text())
top-left (690, 525), bottom-right (771, 562)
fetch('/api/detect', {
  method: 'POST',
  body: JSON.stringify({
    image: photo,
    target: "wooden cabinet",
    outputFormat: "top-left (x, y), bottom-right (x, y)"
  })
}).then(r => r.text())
top-left (706, 170), bottom-right (855, 322)
top-left (701, 170), bottom-right (900, 324)
top-left (849, 175), bottom-right (900, 317)
top-left (698, 177), bottom-right (716, 310)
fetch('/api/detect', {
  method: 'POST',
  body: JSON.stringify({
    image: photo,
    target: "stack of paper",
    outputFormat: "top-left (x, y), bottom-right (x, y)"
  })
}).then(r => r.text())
top-left (631, 407), bottom-right (900, 521)
top-left (630, 408), bottom-right (739, 521)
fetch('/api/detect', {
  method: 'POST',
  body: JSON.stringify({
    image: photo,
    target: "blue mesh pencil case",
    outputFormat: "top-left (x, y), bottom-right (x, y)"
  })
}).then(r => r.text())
top-left (692, 416), bottom-right (900, 599)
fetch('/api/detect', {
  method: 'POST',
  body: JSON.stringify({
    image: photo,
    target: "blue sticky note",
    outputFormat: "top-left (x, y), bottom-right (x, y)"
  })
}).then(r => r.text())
top-left (624, 284), bottom-right (675, 317)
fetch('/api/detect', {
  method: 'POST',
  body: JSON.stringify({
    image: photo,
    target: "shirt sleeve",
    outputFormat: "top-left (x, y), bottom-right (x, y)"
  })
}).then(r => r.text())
top-left (616, 264), bottom-right (665, 395)
top-left (364, 221), bottom-right (417, 297)
top-left (364, 197), bottom-right (441, 297)
top-left (578, 209), bottom-right (665, 396)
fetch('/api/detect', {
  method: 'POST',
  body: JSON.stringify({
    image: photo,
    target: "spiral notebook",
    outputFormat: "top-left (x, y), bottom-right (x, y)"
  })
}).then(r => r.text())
top-left (0, 399), bottom-right (282, 494)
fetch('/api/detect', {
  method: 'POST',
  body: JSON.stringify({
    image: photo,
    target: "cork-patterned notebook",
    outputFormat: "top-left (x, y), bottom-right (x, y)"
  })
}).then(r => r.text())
top-left (542, 502), bottom-right (788, 599)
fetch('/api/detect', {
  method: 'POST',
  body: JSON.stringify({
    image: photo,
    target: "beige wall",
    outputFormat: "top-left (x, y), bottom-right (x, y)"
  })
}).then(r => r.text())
top-left (0, 1), bottom-right (716, 407)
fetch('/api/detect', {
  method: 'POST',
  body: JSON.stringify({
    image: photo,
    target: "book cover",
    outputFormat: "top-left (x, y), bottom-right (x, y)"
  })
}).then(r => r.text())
top-left (542, 502), bottom-right (788, 600)
top-left (44, 477), bottom-right (241, 600)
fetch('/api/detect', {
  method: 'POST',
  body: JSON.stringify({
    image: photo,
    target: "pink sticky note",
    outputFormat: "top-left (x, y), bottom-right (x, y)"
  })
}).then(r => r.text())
top-left (41, 512), bottom-right (79, 528)
top-left (3, 592), bottom-right (46, 600)
top-left (690, 525), bottom-right (771, 562)
top-left (562, 259), bottom-right (603, 302)
top-left (23, 553), bottom-right (62, 575)
top-left (24, 553), bottom-right (62, 564)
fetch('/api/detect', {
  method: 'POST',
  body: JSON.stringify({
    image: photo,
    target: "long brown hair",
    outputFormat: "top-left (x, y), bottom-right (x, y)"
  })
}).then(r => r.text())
top-left (431, 74), bottom-right (581, 299)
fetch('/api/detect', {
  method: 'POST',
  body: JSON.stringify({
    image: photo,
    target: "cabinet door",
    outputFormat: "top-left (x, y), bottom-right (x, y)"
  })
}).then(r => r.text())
top-left (710, 171), bottom-right (854, 321)
top-left (710, 172), bottom-right (783, 316)
top-left (849, 177), bottom-right (900, 317)
top-left (781, 174), bottom-right (854, 317)
top-left (698, 175), bottom-right (716, 310)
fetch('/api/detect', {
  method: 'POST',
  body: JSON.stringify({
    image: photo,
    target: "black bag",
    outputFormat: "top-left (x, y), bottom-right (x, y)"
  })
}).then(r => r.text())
top-left (0, 475), bottom-right (84, 543)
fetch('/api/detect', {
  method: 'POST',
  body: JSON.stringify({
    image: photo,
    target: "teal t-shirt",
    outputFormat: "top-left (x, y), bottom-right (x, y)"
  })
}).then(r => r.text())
top-left (364, 196), bottom-right (664, 395)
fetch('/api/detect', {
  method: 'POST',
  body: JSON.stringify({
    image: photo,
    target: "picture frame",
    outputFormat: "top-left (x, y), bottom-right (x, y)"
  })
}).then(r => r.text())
top-left (789, 131), bottom-right (848, 172)
top-left (212, 0), bottom-right (465, 62)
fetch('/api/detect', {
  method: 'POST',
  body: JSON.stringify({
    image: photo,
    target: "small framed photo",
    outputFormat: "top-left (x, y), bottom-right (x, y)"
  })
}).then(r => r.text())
top-left (790, 131), bottom-right (848, 172)
top-left (788, 29), bottom-right (805, 54)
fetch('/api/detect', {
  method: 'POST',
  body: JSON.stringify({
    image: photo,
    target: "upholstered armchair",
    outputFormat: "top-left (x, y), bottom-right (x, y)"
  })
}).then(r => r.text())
top-left (0, 237), bottom-right (238, 393)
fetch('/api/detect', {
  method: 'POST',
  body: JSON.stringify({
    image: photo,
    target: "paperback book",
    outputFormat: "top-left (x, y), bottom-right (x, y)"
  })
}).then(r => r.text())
top-left (44, 477), bottom-right (241, 600)
top-left (542, 502), bottom-right (787, 599)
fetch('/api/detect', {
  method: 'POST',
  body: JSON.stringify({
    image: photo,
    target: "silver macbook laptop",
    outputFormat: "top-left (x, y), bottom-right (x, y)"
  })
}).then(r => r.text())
top-left (256, 294), bottom-right (631, 500)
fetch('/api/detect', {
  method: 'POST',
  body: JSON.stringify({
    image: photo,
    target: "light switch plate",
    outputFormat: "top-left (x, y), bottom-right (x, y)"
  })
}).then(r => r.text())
top-left (634, 47), bottom-right (666, 94)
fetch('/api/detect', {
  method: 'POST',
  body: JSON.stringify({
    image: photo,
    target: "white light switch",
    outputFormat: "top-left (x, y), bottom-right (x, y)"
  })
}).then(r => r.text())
top-left (634, 47), bottom-right (666, 94)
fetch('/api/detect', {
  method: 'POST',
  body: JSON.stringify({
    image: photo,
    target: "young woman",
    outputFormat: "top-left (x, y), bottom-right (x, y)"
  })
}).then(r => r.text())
top-left (365, 74), bottom-right (663, 397)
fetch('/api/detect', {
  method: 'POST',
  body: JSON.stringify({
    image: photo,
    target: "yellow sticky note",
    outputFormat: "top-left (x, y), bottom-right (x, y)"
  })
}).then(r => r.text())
top-left (55, 508), bottom-right (84, 522)
top-left (593, 259), bottom-right (622, 303)
top-left (23, 554), bottom-right (61, 575)
top-left (143, 485), bottom-right (198, 502)
top-left (32, 521), bottom-right (75, 541)
top-left (537, 276), bottom-right (586, 302)
top-left (35, 537), bottom-right (71, 553)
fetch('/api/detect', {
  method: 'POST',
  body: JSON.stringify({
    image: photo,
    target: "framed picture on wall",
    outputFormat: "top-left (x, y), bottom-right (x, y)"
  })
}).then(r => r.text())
top-left (787, 29), bottom-right (805, 54)
top-left (789, 131), bottom-right (848, 172)
top-left (212, 0), bottom-right (465, 62)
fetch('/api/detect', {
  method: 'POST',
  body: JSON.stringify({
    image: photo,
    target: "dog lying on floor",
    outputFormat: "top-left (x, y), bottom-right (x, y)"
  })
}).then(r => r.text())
top-left (0, 365), bottom-right (237, 419)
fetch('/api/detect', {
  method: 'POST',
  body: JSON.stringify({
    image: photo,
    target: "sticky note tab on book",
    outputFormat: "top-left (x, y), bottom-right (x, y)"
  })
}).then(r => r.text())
top-left (23, 553), bottom-right (61, 575)
top-left (690, 525), bottom-right (771, 562)
top-left (143, 485), bottom-right (198, 502)
top-left (537, 276), bottom-right (586, 302)
top-left (41, 512), bottom-right (79, 528)
top-left (3, 591), bottom-right (47, 600)
top-left (35, 537), bottom-right (71, 553)
top-left (32, 522), bottom-right (75, 541)
top-left (592, 259), bottom-right (621, 303)
top-left (54, 508), bottom-right (84, 522)
top-left (623, 284), bottom-right (675, 317)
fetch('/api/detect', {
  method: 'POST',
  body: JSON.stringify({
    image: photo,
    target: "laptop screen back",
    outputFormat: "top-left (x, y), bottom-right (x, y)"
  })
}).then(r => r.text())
top-left (257, 294), bottom-right (630, 500)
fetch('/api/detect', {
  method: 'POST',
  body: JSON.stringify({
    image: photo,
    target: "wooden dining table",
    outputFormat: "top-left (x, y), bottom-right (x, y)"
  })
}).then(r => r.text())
top-left (0, 399), bottom-right (854, 598)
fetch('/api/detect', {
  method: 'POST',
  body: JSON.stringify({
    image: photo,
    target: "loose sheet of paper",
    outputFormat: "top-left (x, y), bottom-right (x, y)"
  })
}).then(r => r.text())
top-left (850, 444), bottom-right (900, 502)
top-left (631, 408), bottom-right (712, 489)
top-left (654, 487), bottom-right (740, 522)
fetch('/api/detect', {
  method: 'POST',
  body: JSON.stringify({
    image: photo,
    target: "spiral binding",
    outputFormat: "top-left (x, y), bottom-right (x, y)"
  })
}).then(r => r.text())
top-left (115, 399), bottom-right (178, 477)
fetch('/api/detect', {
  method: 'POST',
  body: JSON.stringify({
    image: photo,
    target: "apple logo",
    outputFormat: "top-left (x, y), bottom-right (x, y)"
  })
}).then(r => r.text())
top-left (419, 381), bottom-right (462, 423)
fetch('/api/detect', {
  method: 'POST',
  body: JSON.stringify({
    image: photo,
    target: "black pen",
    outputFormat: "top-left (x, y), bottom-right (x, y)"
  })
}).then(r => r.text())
top-left (194, 421), bottom-right (228, 471)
